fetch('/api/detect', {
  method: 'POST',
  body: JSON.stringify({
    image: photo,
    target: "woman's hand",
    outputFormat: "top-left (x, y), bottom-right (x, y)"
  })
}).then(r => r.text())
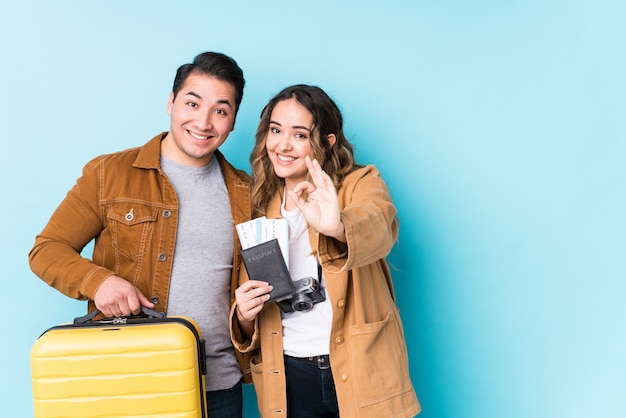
top-left (235, 280), bottom-right (273, 323)
top-left (289, 156), bottom-right (346, 242)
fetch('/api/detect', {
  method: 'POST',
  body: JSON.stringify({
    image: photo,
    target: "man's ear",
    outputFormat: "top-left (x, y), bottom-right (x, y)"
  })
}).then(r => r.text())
top-left (327, 133), bottom-right (337, 147)
top-left (166, 91), bottom-right (175, 115)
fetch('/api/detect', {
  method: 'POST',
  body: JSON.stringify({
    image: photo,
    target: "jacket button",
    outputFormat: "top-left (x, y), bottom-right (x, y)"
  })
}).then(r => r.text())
top-left (335, 336), bottom-right (344, 344)
top-left (151, 296), bottom-right (160, 305)
top-left (163, 209), bottom-right (172, 218)
top-left (341, 374), bottom-right (348, 382)
top-left (158, 253), bottom-right (167, 261)
top-left (337, 300), bottom-right (345, 308)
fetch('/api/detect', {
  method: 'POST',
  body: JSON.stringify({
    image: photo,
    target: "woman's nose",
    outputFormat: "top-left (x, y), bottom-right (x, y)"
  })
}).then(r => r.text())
top-left (276, 134), bottom-right (291, 150)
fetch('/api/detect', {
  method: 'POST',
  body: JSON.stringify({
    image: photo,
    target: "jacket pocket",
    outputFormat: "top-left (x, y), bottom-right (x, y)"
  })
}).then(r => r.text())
top-left (106, 203), bottom-right (158, 259)
top-left (348, 311), bottom-right (414, 407)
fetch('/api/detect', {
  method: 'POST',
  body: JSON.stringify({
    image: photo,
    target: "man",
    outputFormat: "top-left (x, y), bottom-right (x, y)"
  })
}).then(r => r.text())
top-left (29, 51), bottom-right (251, 417)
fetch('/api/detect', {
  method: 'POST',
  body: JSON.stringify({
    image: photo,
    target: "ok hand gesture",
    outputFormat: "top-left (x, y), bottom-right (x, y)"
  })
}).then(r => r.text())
top-left (288, 156), bottom-right (346, 242)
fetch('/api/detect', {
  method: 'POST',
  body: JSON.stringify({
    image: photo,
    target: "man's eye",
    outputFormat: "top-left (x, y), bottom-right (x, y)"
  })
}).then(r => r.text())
top-left (216, 109), bottom-right (227, 115)
top-left (187, 102), bottom-right (198, 108)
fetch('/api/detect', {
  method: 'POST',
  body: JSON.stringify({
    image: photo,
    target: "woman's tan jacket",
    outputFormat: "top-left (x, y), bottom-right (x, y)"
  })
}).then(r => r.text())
top-left (231, 165), bottom-right (421, 417)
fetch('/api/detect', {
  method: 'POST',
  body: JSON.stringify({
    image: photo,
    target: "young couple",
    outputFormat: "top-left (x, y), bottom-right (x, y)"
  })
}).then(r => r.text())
top-left (29, 51), bottom-right (420, 417)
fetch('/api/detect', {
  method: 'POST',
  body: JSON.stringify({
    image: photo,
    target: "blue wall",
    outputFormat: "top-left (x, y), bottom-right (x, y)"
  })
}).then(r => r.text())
top-left (2, 1), bottom-right (625, 416)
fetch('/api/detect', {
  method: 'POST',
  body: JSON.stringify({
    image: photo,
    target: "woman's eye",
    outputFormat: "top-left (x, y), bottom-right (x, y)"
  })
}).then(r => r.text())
top-left (270, 127), bottom-right (280, 134)
top-left (295, 133), bottom-right (307, 139)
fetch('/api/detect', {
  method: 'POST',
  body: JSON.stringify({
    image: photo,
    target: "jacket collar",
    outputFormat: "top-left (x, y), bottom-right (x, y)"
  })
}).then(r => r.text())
top-left (133, 132), bottom-right (167, 170)
top-left (266, 185), bottom-right (285, 217)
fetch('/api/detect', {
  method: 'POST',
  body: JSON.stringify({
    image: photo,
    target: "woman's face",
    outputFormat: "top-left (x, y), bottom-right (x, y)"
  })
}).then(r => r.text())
top-left (265, 98), bottom-right (314, 187)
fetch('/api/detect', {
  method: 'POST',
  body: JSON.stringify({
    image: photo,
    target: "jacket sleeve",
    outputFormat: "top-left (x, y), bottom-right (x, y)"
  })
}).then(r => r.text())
top-left (28, 156), bottom-right (115, 301)
top-left (229, 262), bottom-right (262, 353)
top-left (317, 165), bottom-right (399, 272)
top-left (229, 302), bottom-right (261, 353)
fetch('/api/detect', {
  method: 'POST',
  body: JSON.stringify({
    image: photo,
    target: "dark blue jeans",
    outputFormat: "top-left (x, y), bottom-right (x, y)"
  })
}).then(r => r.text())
top-left (206, 380), bottom-right (243, 418)
top-left (284, 355), bottom-right (340, 418)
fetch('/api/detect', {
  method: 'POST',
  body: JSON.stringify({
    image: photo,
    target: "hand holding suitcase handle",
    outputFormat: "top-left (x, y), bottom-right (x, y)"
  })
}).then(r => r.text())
top-left (93, 275), bottom-right (155, 318)
top-left (74, 306), bottom-right (166, 324)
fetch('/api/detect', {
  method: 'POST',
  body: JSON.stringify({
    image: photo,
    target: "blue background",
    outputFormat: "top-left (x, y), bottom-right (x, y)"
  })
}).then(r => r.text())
top-left (2, 1), bottom-right (625, 417)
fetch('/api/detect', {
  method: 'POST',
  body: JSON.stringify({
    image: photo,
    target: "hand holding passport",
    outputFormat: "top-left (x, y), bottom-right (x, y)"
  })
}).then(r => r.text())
top-left (237, 218), bottom-right (295, 302)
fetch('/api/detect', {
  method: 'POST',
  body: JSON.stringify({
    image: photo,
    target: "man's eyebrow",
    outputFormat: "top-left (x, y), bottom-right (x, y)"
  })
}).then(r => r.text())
top-left (185, 91), bottom-right (233, 108)
top-left (186, 91), bottom-right (202, 100)
top-left (269, 120), bottom-right (311, 131)
top-left (217, 99), bottom-right (233, 108)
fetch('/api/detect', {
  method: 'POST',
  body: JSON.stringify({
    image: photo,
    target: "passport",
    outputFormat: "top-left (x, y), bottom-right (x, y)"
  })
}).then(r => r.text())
top-left (240, 238), bottom-right (295, 302)
top-left (236, 217), bottom-right (289, 268)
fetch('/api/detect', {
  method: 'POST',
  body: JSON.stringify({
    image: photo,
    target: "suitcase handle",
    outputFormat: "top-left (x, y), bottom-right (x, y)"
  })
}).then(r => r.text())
top-left (73, 306), bottom-right (166, 324)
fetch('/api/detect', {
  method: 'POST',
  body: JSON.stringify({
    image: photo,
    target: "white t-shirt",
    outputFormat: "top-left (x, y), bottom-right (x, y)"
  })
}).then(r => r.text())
top-left (280, 201), bottom-right (333, 357)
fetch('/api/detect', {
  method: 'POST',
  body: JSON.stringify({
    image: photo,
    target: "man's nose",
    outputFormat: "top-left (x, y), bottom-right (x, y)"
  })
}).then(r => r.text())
top-left (197, 110), bottom-right (213, 130)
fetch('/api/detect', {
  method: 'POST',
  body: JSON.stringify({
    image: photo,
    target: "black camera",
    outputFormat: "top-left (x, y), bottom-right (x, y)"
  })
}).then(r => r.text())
top-left (277, 276), bottom-right (326, 313)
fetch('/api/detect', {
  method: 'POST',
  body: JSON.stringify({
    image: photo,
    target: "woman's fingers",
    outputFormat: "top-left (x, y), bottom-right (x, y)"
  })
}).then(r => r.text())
top-left (235, 281), bottom-right (273, 322)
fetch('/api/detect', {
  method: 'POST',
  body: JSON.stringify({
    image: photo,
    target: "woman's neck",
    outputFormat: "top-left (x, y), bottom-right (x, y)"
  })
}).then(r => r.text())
top-left (282, 179), bottom-right (299, 211)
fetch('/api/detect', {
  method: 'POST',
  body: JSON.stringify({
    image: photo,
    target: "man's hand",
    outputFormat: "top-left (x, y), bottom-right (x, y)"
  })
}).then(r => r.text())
top-left (94, 275), bottom-right (154, 317)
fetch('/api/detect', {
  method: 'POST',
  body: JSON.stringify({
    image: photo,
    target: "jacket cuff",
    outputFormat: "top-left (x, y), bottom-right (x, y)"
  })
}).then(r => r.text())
top-left (317, 215), bottom-right (350, 272)
top-left (80, 266), bottom-right (119, 301)
top-left (229, 302), bottom-right (260, 353)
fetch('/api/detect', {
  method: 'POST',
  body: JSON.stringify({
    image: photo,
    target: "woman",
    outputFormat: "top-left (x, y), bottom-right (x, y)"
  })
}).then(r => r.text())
top-left (231, 85), bottom-right (420, 417)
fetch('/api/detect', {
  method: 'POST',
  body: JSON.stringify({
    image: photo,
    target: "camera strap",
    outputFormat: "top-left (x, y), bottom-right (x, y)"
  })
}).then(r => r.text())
top-left (317, 262), bottom-right (323, 285)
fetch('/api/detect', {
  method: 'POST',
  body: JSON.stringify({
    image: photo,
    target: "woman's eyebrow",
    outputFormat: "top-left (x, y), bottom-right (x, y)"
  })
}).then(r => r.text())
top-left (270, 120), bottom-right (311, 131)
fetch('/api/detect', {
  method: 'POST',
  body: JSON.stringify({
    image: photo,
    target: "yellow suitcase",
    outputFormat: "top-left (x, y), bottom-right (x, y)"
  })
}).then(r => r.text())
top-left (31, 307), bottom-right (207, 417)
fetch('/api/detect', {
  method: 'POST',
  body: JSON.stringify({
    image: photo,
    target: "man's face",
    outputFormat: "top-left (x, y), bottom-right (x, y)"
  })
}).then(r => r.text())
top-left (163, 73), bottom-right (237, 167)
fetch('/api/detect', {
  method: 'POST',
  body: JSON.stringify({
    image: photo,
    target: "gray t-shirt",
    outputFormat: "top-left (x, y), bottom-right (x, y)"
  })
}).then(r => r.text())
top-left (161, 154), bottom-right (240, 391)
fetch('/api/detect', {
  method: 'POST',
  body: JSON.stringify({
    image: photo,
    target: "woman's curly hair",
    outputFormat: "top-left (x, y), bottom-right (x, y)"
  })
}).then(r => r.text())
top-left (250, 84), bottom-right (361, 217)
